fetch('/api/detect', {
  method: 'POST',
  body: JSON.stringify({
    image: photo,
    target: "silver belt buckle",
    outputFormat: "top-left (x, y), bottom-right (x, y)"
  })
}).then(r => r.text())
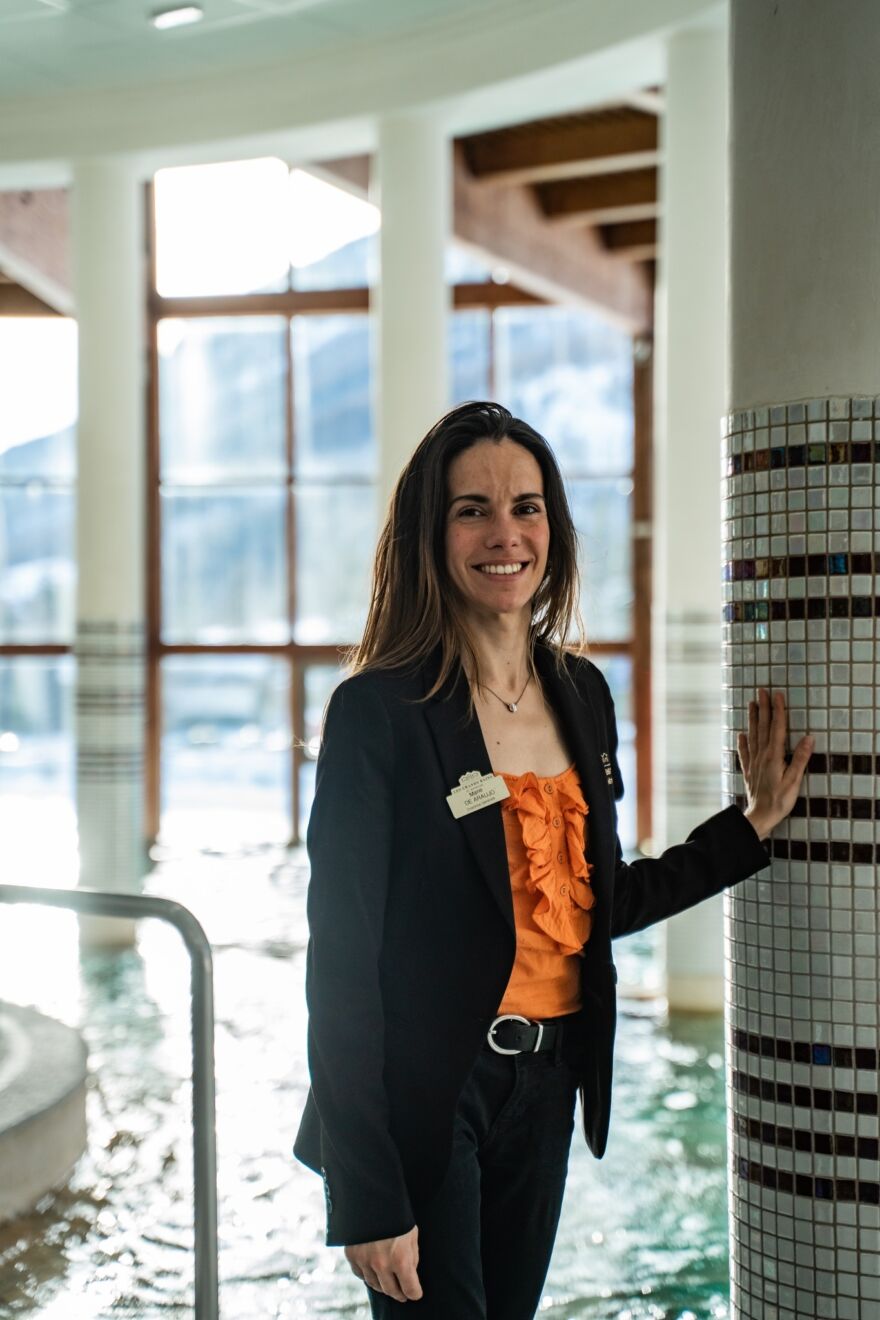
top-left (487, 1013), bottom-right (541, 1055)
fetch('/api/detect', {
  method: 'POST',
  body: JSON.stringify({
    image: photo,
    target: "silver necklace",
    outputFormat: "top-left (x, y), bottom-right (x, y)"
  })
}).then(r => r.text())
top-left (482, 673), bottom-right (532, 713)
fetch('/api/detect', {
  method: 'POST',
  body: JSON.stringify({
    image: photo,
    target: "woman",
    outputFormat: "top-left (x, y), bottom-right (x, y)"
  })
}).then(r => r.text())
top-left (294, 401), bottom-right (812, 1318)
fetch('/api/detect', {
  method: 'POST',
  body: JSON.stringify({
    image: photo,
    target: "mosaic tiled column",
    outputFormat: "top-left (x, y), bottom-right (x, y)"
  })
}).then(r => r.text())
top-left (725, 3), bottom-right (880, 1314)
top-left (655, 27), bottom-right (727, 1009)
top-left (72, 159), bottom-right (146, 946)
top-left (722, 399), bottom-right (880, 1318)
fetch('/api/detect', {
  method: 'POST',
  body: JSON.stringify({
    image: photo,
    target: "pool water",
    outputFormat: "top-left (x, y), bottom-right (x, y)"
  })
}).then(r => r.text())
top-left (0, 844), bottom-right (730, 1319)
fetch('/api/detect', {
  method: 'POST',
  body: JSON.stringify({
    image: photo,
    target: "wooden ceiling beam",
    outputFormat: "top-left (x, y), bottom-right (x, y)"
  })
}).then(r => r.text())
top-left (0, 189), bottom-right (71, 314)
top-left (537, 167), bottom-right (658, 227)
top-left (452, 144), bottom-right (650, 332)
top-left (316, 150), bottom-right (651, 332)
top-left (308, 155), bottom-right (370, 196)
top-left (0, 273), bottom-right (59, 315)
top-left (601, 219), bottom-right (658, 262)
top-left (462, 110), bottom-right (658, 186)
top-left (624, 89), bottom-right (664, 116)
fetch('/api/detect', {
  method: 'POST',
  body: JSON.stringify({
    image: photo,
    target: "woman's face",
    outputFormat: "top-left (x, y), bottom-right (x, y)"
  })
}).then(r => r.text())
top-left (444, 438), bottom-right (550, 623)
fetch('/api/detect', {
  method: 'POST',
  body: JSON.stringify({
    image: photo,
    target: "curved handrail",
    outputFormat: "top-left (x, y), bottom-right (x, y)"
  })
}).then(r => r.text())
top-left (0, 884), bottom-right (219, 1320)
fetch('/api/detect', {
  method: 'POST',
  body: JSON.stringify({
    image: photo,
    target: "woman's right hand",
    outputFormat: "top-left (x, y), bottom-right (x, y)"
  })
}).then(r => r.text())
top-left (344, 1224), bottom-right (423, 1303)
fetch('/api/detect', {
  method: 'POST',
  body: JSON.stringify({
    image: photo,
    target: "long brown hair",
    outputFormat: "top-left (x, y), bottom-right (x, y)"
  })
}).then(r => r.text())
top-left (348, 400), bottom-right (586, 703)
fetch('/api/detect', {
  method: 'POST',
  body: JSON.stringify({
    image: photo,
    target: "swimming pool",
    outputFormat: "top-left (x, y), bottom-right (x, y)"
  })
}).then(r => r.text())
top-left (0, 843), bottom-right (730, 1319)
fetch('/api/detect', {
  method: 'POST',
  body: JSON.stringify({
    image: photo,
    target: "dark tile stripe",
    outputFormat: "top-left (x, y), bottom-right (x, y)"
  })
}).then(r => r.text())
top-left (725, 440), bottom-right (876, 476)
top-left (729, 789), bottom-right (880, 826)
top-left (728, 753), bottom-right (877, 776)
top-left (733, 1156), bottom-right (880, 1203)
top-left (723, 597), bottom-right (879, 622)
top-left (731, 1027), bottom-right (878, 1070)
top-left (724, 552), bottom-right (878, 581)
top-left (732, 1070), bottom-right (878, 1115)
top-left (766, 837), bottom-right (880, 863)
top-left (734, 1110), bottom-right (880, 1161)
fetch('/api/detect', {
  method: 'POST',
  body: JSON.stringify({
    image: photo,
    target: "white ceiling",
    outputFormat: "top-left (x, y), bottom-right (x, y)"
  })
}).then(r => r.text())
top-left (0, 0), bottom-right (723, 184)
top-left (0, 0), bottom-right (479, 96)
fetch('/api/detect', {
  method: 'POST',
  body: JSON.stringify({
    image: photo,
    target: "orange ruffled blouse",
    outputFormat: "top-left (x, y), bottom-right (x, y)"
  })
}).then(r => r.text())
top-left (496, 763), bottom-right (595, 1019)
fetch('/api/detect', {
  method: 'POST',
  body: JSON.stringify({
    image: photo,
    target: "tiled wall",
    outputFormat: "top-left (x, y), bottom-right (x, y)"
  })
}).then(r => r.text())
top-left (76, 619), bottom-right (146, 888)
top-left (722, 398), bottom-right (880, 1319)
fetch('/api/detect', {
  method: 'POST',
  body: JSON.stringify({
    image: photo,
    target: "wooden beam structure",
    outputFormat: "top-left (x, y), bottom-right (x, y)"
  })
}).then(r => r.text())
top-left (0, 188), bottom-right (71, 313)
top-left (317, 147), bottom-right (652, 332)
top-left (537, 167), bottom-right (658, 226)
top-left (308, 155), bottom-right (370, 196)
top-left (601, 218), bottom-right (658, 262)
top-left (0, 270), bottom-right (59, 314)
top-left (462, 109), bottom-right (658, 186)
top-left (624, 88), bottom-right (665, 117)
top-left (453, 145), bottom-right (651, 330)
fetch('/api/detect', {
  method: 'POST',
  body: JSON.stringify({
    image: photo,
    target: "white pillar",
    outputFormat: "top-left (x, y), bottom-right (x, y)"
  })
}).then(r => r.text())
top-left (725, 4), bottom-right (880, 1316)
top-left (654, 28), bottom-right (728, 1010)
top-left (72, 157), bottom-right (146, 947)
top-left (374, 114), bottom-right (451, 509)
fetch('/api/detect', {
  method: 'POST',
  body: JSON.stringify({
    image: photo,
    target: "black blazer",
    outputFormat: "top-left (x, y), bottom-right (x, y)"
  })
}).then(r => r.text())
top-left (294, 642), bottom-right (769, 1246)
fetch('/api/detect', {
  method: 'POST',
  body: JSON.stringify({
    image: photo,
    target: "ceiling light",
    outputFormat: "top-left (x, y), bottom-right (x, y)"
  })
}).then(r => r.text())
top-left (151, 5), bottom-right (204, 29)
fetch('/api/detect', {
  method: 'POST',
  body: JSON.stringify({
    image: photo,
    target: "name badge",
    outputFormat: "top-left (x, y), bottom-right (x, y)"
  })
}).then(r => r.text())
top-left (446, 770), bottom-right (510, 819)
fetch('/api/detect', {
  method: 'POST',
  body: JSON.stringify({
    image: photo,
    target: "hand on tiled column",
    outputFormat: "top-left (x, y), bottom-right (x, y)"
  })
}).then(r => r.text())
top-left (736, 687), bottom-right (814, 841)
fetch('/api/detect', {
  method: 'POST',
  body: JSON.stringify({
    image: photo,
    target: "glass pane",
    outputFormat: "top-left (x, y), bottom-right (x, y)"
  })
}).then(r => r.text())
top-left (449, 310), bottom-right (490, 405)
top-left (289, 168), bottom-right (379, 291)
top-left (0, 656), bottom-right (74, 795)
top-left (494, 306), bottom-right (633, 476)
top-left (161, 489), bottom-right (287, 644)
top-left (0, 656), bottom-right (77, 886)
top-left (303, 664), bottom-right (345, 757)
top-left (161, 654), bottom-right (290, 846)
top-left (445, 243), bottom-right (494, 283)
top-left (292, 316), bottom-right (376, 479)
top-left (0, 485), bottom-right (75, 643)
top-left (292, 235), bottom-right (377, 290)
top-left (0, 318), bottom-right (76, 480)
top-left (154, 158), bottom-right (291, 297)
top-left (159, 318), bottom-right (288, 482)
top-left (294, 485), bottom-right (377, 644)
top-left (568, 478), bottom-right (633, 642)
top-left (299, 662), bottom-right (347, 836)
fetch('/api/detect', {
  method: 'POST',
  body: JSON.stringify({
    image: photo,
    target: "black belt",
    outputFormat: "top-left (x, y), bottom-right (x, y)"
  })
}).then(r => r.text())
top-left (485, 1013), bottom-right (566, 1056)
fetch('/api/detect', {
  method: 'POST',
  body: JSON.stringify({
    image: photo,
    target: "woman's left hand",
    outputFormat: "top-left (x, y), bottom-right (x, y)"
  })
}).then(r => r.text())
top-left (737, 688), bottom-right (814, 841)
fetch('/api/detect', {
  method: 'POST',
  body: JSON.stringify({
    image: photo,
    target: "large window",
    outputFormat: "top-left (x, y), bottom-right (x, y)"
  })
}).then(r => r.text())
top-left (492, 306), bottom-right (636, 847)
top-left (148, 160), bottom-right (639, 849)
top-left (0, 318), bottom-right (78, 876)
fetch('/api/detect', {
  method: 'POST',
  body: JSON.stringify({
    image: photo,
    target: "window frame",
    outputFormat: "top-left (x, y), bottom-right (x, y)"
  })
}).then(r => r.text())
top-left (146, 221), bottom-right (652, 845)
top-left (0, 180), bottom-right (650, 849)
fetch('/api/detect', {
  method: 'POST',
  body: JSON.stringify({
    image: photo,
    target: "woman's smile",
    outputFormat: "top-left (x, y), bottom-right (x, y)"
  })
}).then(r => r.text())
top-left (473, 559), bottom-right (531, 576)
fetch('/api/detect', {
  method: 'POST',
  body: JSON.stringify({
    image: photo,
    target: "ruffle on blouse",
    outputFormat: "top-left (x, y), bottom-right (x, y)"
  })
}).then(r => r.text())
top-left (500, 768), bottom-right (595, 955)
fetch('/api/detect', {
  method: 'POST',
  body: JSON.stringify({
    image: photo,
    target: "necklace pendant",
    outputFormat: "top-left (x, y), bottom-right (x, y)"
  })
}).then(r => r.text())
top-left (507, 702), bottom-right (517, 713)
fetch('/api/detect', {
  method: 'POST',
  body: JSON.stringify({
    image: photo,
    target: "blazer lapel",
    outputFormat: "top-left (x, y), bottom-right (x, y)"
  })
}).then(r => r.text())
top-left (532, 645), bottom-right (617, 927)
top-left (422, 662), bottom-right (515, 932)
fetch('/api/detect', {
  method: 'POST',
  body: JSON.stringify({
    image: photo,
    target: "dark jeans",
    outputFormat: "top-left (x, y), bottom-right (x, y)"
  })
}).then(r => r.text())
top-left (367, 1018), bottom-right (581, 1320)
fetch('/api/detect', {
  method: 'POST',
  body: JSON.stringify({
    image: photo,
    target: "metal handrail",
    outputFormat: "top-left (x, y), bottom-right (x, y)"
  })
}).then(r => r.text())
top-left (0, 884), bottom-right (219, 1320)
